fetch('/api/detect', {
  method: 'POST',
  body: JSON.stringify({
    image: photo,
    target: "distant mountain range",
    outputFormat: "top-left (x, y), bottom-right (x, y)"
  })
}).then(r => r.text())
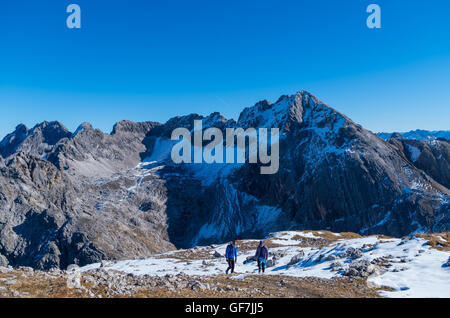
top-left (0, 91), bottom-right (448, 270)
top-left (377, 130), bottom-right (450, 141)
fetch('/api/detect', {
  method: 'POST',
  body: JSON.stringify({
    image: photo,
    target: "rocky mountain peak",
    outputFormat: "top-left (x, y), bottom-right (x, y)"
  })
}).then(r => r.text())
top-left (111, 120), bottom-right (161, 137)
top-left (236, 90), bottom-right (334, 132)
top-left (14, 123), bottom-right (29, 134)
top-left (30, 121), bottom-right (72, 145)
top-left (0, 124), bottom-right (30, 158)
top-left (31, 120), bottom-right (68, 132)
top-left (0, 121), bottom-right (71, 159)
top-left (72, 122), bottom-right (94, 137)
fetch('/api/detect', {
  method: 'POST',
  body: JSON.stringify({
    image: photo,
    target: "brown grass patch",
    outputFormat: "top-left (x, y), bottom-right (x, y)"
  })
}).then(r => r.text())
top-left (264, 230), bottom-right (365, 249)
top-left (0, 271), bottom-right (88, 298)
top-left (0, 267), bottom-right (386, 298)
top-left (414, 232), bottom-right (450, 251)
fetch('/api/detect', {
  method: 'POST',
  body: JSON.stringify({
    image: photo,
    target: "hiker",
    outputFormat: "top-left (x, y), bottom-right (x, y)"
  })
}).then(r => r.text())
top-left (225, 240), bottom-right (238, 274)
top-left (255, 240), bottom-right (269, 273)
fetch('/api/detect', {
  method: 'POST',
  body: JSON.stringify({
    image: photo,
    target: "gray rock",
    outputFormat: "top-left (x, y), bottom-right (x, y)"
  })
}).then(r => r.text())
top-left (4, 279), bottom-right (17, 285)
top-left (288, 252), bottom-right (305, 266)
top-left (66, 264), bottom-right (80, 273)
top-left (187, 280), bottom-right (207, 291)
top-left (243, 256), bottom-right (255, 264)
top-left (17, 266), bottom-right (34, 274)
top-left (329, 261), bottom-right (343, 272)
top-left (343, 259), bottom-right (375, 277)
top-left (66, 271), bottom-right (82, 289)
top-left (266, 257), bottom-right (277, 268)
top-left (0, 254), bottom-right (8, 267)
top-left (271, 250), bottom-right (288, 258)
top-left (0, 267), bottom-right (11, 274)
top-left (344, 247), bottom-right (363, 259)
top-left (343, 267), bottom-right (359, 277)
top-left (400, 139), bottom-right (450, 189)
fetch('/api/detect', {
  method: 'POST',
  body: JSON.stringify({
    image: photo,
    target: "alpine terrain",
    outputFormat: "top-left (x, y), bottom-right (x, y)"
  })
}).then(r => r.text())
top-left (0, 90), bottom-right (448, 273)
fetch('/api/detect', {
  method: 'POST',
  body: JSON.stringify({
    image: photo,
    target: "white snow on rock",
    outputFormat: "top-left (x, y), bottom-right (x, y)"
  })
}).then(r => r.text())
top-left (80, 231), bottom-right (450, 298)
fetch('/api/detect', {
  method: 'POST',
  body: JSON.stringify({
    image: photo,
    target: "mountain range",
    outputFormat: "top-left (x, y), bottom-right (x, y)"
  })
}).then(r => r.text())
top-left (0, 91), bottom-right (448, 270)
top-left (377, 130), bottom-right (450, 141)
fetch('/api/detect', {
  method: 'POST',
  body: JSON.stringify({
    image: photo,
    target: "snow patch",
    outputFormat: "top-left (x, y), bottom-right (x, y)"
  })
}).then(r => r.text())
top-left (80, 231), bottom-right (450, 298)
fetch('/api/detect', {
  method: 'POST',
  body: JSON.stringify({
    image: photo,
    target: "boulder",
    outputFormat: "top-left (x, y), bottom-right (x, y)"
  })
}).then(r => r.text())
top-left (266, 257), bottom-right (277, 268)
top-left (187, 280), bottom-right (208, 291)
top-left (243, 256), bottom-right (256, 264)
top-left (343, 267), bottom-right (359, 277)
top-left (66, 272), bottom-right (82, 289)
top-left (0, 254), bottom-right (8, 267)
top-left (288, 251), bottom-right (305, 266)
top-left (343, 247), bottom-right (363, 259)
top-left (344, 260), bottom-right (375, 277)
top-left (66, 264), bottom-right (80, 273)
top-left (329, 261), bottom-right (343, 271)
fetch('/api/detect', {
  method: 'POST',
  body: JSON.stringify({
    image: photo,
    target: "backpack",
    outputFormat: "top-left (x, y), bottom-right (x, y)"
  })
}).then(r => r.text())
top-left (226, 244), bottom-right (235, 259)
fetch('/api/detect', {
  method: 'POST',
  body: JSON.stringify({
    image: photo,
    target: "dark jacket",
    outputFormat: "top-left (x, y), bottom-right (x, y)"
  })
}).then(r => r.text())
top-left (225, 244), bottom-right (238, 260)
top-left (255, 245), bottom-right (269, 260)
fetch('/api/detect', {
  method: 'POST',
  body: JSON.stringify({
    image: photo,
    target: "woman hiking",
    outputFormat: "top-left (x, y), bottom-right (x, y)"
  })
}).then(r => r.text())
top-left (225, 240), bottom-right (238, 274)
top-left (254, 241), bottom-right (269, 273)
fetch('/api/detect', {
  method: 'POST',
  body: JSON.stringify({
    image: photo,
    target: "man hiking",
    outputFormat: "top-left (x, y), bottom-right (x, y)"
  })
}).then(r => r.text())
top-left (255, 241), bottom-right (269, 273)
top-left (225, 240), bottom-right (238, 274)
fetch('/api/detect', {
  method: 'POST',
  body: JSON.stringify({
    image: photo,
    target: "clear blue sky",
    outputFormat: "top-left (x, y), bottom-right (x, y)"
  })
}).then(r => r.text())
top-left (0, 0), bottom-right (449, 139)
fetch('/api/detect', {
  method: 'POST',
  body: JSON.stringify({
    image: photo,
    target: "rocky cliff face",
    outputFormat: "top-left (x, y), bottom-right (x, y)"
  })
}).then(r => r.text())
top-left (0, 91), bottom-right (448, 269)
top-left (180, 92), bottom-right (449, 245)
top-left (387, 136), bottom-right (450, 189)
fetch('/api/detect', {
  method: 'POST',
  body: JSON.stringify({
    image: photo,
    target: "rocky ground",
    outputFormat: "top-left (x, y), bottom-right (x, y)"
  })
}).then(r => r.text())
top-left (0, 230), bottom-right (448, 298)
top-left (0, 266), bottom-right (384, 298)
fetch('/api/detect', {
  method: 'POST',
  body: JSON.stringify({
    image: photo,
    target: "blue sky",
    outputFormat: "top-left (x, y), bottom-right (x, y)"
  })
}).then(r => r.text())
top-left (0, 0), bottom-right (449, 139)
